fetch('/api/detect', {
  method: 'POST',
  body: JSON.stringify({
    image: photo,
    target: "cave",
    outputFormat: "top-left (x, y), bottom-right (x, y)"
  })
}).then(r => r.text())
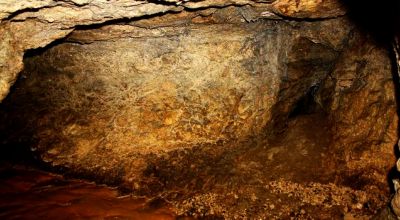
top-left (0, 0), bottom-right (400, 219)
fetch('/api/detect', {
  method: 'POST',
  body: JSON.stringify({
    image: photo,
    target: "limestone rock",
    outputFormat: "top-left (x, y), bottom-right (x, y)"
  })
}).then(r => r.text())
top-left (0, 0), bottom-right (54, 21)
top-left (0, 15), bottom-right (351, 180)
top-left (0, 0), bottom-right (266, 102)
top-left (271, 0), bottom-right (346, 19)
top-left (0, 0), bottom-right (353, 102)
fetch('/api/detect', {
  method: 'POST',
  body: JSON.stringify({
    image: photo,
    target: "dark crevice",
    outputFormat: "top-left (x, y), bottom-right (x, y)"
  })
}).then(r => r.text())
top-left (288, 84), bottom-right (323, 118)
top-left (24, 35), bottom-right (73, 58)
top-left (268, 13), bottom-right (347, 22)
top-left (6, 6), bottom-right (49, 22)
top-left (147, 0), bottom-right (186, 6)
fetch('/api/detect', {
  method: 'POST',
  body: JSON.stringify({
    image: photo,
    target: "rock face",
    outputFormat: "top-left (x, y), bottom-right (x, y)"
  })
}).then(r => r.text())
top-left (326, 31), bottom-right (398, 183)
top-left (271, 0), bottom-right (346, 19)
top-left (0, 8), bottom-right (399, 218)
top-left (0, 0), bottom-right (347, 103)
top-left (0, 0), bottom-right (399, 219)
top-left (1, 14), bottom-right (344, 171)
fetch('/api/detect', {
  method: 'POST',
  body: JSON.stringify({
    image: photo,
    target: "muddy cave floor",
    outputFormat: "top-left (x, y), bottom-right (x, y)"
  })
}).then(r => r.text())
top-left (0, 113), bottom-right (393, 219)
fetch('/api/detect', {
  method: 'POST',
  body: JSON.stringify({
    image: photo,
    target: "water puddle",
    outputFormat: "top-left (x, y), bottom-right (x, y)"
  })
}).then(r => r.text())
top-left (0, 166), bottom-right (177, 220)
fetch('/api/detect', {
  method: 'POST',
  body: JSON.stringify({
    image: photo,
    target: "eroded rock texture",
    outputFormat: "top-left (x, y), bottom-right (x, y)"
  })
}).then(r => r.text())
top-left (0, 8), bottom-right (398, 218)
top-left (327, 32), bottom-right (398, 182)
top-left (0, 0), bottom-right (399, 219)
top-left (0, 0), bottom-right (347, 102)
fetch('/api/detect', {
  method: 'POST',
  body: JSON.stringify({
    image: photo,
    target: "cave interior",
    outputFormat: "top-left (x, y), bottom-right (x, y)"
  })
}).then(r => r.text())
top-left (0, 0), bottom-right (400, 219)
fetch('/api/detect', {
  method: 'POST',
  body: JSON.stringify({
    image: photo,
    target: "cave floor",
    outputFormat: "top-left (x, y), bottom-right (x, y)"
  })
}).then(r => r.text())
top-left (165, 113), bottom-right (388, 219)
top-left (0, 114), bottom-right (390, 219)
top-left (0, 165), bottom-right (178, 220)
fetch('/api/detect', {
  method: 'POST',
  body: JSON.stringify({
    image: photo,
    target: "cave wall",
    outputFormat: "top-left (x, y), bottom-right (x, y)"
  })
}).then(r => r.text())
top-left (325, 30), bottom-right (398, 190)
top-left (2, 14), bottom-right (349, 170)
top-left (0, 5), bottom-right (399, 218)
top-left (1, 0), bottom-right (400, 218)
top-left (0, 0), bottom-right (346, 102)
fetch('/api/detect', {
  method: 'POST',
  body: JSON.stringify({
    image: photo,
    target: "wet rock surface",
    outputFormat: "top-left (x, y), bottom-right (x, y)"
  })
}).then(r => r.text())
top-left (0, 165), bottom-right (176, 220)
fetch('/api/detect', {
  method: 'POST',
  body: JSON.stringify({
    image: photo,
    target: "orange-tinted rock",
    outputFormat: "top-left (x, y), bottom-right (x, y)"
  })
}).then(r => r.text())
top-left (1, 19), bottom-right (337, 171)
top-left (0, 1), bottom-right (399, 218)
top-left (271, 0), bottom-right (346, 19)
top-left (0, 0), bottom-right (259, 102)
top-left (0, 13), bottom-right (397, 218)
top-left (324, 31), bottom-right (398, 190)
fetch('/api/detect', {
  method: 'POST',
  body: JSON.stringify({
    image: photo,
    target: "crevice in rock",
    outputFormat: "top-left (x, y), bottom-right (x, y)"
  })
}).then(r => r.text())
top-left (288, 83), bottom-right (324, 118)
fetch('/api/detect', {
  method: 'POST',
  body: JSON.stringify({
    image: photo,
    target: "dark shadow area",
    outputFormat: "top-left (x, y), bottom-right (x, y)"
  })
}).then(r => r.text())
top-left (0, 38), bottom-right (70, 167)
top-left (0, 79), bottom-right (39, 166)
top-left (288, 83), bottom-right (324, 118)
top-left (340, 0), bottom-right (400, 46)
top-left (339, 0), bottom-right (400, 194)
top-left (24, 36), bottom-right (72, 58)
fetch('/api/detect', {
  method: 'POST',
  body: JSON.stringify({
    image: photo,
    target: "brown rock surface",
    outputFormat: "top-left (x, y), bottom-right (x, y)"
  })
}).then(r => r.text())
top-left (0, 0), bottom-right (348, 102)
top-left (0, 0), bottom-right (399, 218)
top-left (0, 0), bottom-right (250, 102)
top-left (271, 0), bottom-right (346, 19)
top-left (1, 16), bottom-right (344, 176)
top-left (325, 31), bottom-right (398, 187)
top-left (0, 10), bottom-right (398, 218)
